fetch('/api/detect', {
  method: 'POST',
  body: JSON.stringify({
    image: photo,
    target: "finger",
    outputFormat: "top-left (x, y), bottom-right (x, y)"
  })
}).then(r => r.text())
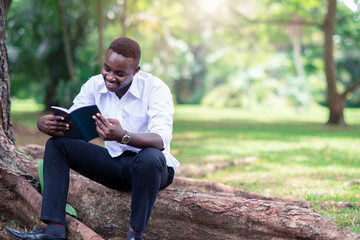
top-left (95, 113), bottom-right (112, 127)
top-left (95, 125), bottom-right (106, 140)
top-left (93, 115), bottom-right (104, 130)
top-left (48, 120), bottom-right (69, 129)
top-left (108, 118), bottom-right (120, 125)
top-left (53, 115), bottom-right (65, 122)
top-left (48, 125), bottom-right (68, 132)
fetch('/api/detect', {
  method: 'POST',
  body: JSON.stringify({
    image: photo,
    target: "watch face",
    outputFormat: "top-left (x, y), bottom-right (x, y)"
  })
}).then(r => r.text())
top-left (122, 136), bottom-right (130, 143)
top-left (122, 132), bottom-right (131, 144)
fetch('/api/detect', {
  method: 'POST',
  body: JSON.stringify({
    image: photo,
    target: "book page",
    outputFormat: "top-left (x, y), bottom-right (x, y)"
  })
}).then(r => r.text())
top-left (51, 106), bottom-right (70, 114)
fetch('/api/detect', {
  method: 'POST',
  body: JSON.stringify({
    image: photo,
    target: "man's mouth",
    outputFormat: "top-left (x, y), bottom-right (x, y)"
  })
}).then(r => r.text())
top-left (105, 79), bottom-right (119, 88)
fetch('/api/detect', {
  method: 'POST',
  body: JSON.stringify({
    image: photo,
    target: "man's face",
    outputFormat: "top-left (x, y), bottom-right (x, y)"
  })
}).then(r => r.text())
top-left (101, 49), bottom-right (140, 93)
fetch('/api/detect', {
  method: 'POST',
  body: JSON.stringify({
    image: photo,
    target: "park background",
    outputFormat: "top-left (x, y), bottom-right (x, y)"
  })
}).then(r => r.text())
top-left (4, 0), bottom-right (360, 234)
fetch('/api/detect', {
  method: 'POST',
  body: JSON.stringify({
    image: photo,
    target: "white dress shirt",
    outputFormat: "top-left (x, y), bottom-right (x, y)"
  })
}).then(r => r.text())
top-left (69, 71), bottom-right (180, 171)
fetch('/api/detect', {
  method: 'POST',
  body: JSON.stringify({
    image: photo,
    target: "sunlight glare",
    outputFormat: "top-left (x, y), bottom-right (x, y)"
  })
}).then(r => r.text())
top-left (340, 0), bottom-right (359, 12)
top-left (198, 0), bottom-right (227, 14)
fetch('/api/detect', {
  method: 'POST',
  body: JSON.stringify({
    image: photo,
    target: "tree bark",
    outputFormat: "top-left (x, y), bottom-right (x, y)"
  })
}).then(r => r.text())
top-left (0, 0), bottom-right (13, 142)
top-left (4, 0), bottom-right (11, 15)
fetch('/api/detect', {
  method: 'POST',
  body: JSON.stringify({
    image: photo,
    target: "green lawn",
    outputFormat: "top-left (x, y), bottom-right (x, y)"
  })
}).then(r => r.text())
top-left (172, 105), bottom-right (360, 232)
top-left (10, 100), bottom-right (360, 232)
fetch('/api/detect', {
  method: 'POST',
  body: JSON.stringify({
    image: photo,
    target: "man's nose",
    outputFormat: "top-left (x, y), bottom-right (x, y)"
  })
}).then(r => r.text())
top-left (107, 71), bottom-right (116, 80)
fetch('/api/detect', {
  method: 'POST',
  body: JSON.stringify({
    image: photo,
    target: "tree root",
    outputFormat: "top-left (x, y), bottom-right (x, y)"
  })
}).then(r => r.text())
top-left (172, 177), bottom-right (360, 209)
top-left (0, 169), bottom-right (104, 240)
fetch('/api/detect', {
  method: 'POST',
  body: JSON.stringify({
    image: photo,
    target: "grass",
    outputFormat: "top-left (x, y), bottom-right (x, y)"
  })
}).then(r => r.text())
top-left (172, 104), bottom-right (360, 232)
top-left (11, 99), bottom-right (45, 129)
top-left (10, 100), bottom-right (360, 233)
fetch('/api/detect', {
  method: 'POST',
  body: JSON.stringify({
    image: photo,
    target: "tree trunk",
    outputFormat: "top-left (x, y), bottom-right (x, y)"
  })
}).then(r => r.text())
top-left (58, 0), bottom-right (76, 82)
top-left (97, 0), bottom-right (104, 71)
top-left (323, 0), bottom-right (346, 125)
top-left (120, 0), bottom-right (128, 36)
top-left (0, 0), bottom-right (13, 142)
top-left (4, 0), bottom-right (11, 15)
top-left (288, 13), bottom-right (305, 78)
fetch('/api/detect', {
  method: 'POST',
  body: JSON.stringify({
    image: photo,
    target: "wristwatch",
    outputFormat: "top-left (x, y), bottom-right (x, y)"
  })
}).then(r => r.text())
top-left (121, 130), bottom-right (131, 144)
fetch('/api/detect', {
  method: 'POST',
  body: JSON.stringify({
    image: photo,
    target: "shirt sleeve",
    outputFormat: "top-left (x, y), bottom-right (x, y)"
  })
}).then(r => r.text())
top-left (147, 82), bottom-right (175, 150)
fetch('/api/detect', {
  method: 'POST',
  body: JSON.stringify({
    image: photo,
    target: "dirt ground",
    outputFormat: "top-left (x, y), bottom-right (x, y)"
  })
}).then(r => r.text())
top-left (12, 121), bottom-right (104, 147)
top-left (12, 121), bottom-right (49, 146)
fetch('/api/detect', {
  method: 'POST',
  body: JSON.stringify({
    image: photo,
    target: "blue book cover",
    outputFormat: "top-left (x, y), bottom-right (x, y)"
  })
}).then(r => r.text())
top-left (50, 105), bottom-right (101, 142)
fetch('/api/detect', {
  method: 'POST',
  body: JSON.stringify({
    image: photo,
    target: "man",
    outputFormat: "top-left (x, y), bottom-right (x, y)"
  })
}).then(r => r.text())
top-left (6, 37), bottom-right (179, 240)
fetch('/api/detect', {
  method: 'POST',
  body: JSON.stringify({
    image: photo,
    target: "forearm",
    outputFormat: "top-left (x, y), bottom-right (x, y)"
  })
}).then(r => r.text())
top-left (120, 132), bottom-right (164, 151)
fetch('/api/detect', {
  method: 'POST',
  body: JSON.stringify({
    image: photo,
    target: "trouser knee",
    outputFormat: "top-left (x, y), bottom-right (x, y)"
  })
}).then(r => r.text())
top-left (132, 148), bottom-right (166, 174)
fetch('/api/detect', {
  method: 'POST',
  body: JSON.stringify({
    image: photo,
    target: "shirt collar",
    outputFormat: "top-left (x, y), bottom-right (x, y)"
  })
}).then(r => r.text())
top-left (128, 73), bottom-right (140, 99)
top-left (99, 72), bottom-right (140, 99)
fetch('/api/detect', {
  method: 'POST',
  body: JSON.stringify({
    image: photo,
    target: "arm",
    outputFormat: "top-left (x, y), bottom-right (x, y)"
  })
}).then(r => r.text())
top-left (92, 113), bottom-right (164, 150)
top-left (37, 115), bottom-right (69, 137)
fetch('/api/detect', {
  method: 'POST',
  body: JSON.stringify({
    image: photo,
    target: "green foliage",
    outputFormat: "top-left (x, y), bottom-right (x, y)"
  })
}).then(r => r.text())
top-left (54, 78), bottom-right (86, 109)
top-left (6, 0), bottom-right (98, 107)
top-left (38, 159), bottom-right (44, 194)
top-left (335, 3), bottom-right (360, 107)
top-left (201, 84), bottom-right (243, 108)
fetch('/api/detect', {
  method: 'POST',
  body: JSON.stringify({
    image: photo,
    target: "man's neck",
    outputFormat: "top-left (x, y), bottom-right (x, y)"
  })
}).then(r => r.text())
top-left (115, 83), bottom-right (131, 99)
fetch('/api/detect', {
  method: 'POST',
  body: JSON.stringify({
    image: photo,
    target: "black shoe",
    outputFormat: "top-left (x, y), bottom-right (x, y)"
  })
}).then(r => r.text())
top-left (5, 227), bottom-right (67, 240)
top-left (127, 231), bottom-right (143, 240)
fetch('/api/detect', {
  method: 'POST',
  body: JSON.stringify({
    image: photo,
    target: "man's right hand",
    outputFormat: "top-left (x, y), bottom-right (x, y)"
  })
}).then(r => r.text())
top-left (37, 115), bottom-right (69, 137)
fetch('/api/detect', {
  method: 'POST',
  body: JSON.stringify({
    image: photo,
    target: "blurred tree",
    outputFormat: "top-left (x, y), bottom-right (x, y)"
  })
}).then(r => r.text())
top-left (333, 1), bottom-right (360, 108)
top-left (59, 0), bottom-right (76, 82)
top-left (97, 0), bottom-right (104, 71)
top-left (6, 0), bottom-right (98, 109)
top-left (322, 0), bottom-right (360, 124)
top-left (228, 0), bottom-right (360, 125)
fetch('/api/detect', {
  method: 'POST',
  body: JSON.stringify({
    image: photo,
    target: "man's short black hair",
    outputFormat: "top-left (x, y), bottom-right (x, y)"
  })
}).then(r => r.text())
top-left (108, 37), bottom-right (141, 68)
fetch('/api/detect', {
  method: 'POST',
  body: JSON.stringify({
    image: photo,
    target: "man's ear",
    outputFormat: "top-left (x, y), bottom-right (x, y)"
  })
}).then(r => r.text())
top-left (133, 66), bottom-right (141, 75)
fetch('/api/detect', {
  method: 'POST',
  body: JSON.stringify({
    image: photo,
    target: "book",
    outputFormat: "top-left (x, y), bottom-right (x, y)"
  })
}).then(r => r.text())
top-left (50, 105), bottom-right (101, 142)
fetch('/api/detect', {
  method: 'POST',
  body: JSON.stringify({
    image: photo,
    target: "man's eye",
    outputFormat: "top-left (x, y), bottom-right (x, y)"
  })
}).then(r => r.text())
top-left (116, 73), bottom-right (127, 78)
top-left (104, 65), bottom-right (110, 71)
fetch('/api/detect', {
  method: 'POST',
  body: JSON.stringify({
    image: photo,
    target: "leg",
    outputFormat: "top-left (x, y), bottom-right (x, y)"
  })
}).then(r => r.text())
top-left (41, 137), bottom-right (134, 225)
top-left (130, 147), bottom-right (174, 233)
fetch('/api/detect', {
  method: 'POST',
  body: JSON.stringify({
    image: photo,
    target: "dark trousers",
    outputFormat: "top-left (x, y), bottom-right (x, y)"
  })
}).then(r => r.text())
top-left (40, 137), bottom-right (174, 232)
